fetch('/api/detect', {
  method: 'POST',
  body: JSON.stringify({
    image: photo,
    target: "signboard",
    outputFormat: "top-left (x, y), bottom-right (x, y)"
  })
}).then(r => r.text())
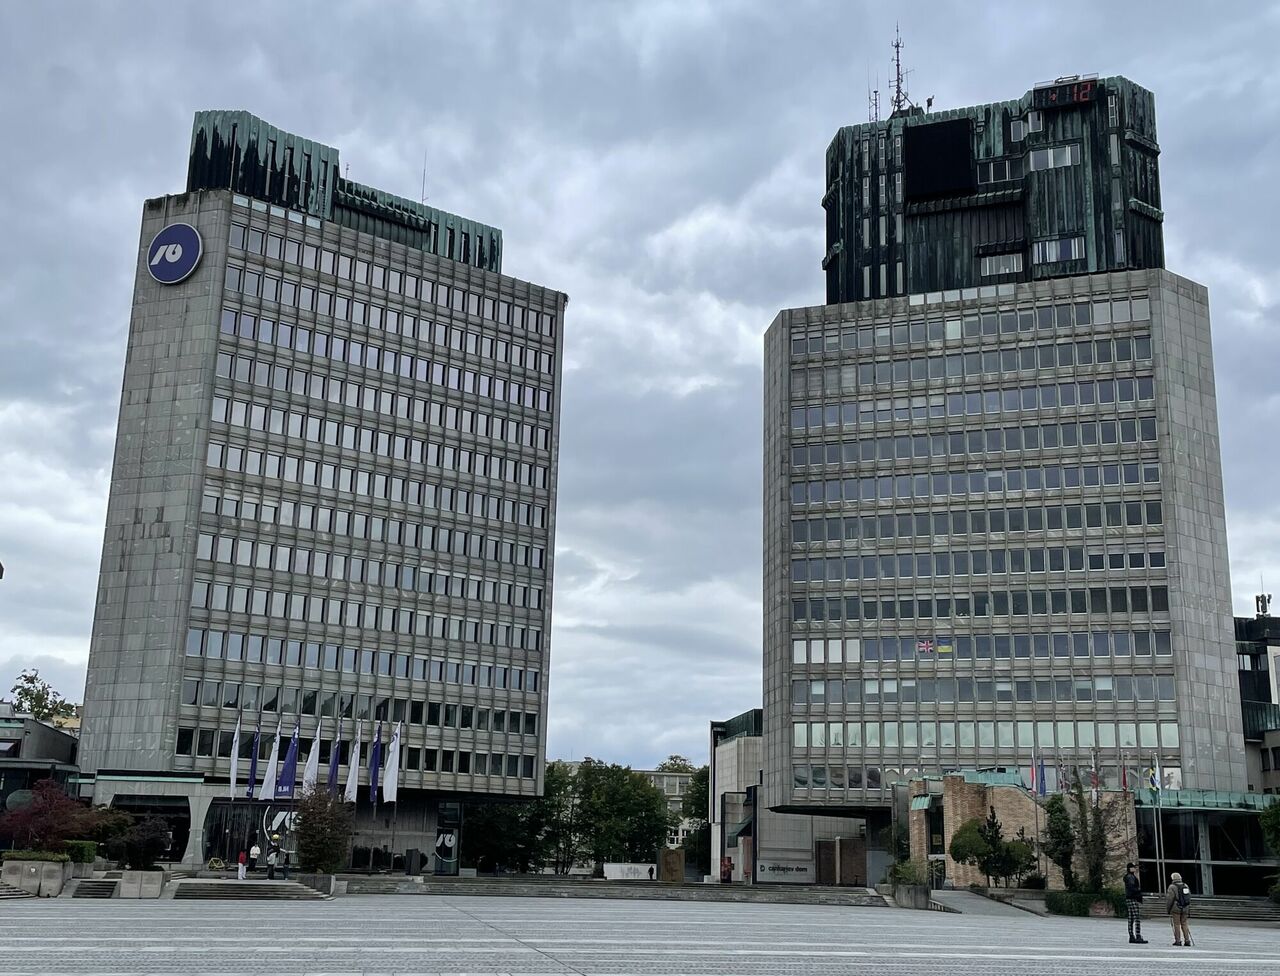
top-left (604, 863), bottom-right (657, 881)
top-left (1032, 78), bottom-right (1098, 111)
top-left (146, 222), bottom-right (202, 284)
top-left (433, 828), bottom-right (458, 876)
top-left (755, 860), bottom-right (815, 884)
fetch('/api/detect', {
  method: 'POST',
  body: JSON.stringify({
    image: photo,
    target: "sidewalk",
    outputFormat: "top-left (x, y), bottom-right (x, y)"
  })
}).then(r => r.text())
top-left (929, 889), bottom-right (1029, 916)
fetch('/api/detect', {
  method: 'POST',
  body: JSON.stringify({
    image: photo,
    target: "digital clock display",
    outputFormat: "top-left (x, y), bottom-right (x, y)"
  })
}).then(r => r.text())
top-left (1033, 79), bottom-right (1098, 110)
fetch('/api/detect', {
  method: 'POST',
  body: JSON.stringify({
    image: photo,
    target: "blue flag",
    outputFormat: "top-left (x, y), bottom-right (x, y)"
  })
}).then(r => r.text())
top-left (1037, 756), bottom-right (1047, 797)
top-left (246, 718), bottom-right (261, 799)
top-left (369, 723), bottom-right (382, 802)
top-left (275, 721), bottom-right (300, 799)
top-left (326, 720), bottom-right (342, 796)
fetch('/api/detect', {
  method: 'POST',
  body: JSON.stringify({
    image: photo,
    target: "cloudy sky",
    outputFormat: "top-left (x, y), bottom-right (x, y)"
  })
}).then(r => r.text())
top-left (2, 2), bottom-right (1278, 768)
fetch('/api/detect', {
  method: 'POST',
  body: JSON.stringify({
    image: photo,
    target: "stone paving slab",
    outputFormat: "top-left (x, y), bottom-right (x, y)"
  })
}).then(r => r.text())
top-left (0, 893), bottom-right (1276, 975)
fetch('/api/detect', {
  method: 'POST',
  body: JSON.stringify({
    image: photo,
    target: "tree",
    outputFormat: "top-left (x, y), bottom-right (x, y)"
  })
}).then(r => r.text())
top-left (293, 785), bottom-right (354, 873)
top-left (656, 755), bottom-right (696, 772)
top-left (949, 817), bottom-right (992, 883)
top-left (88, 806), bottom-right (134, 846)
top-left (1042, 794), bottom-right (1077, 890)
top-left (0, 779), bottom-right (93, 851)
top-left (1005, 829), bottom-right (1037, 886)
top-left (541, 760), bottom-right (583, 874)
top-left (575, 758), bottom-right (674, 865)
top-left (110, 818), bottom-right (170, 870)
top-left (1262, 802), bottom-right (1280, 857)
top-left (681, 766), bottom-right (711, 875)
top-left (464, 798), bottom-right (546, 873)
top-left (9, 669), bottom-right (75, 721)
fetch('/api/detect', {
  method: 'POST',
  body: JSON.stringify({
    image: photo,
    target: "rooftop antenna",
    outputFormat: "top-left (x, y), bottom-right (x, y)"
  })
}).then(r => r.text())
top-left (420, 148), bottom-right (428, 204)
top-left (890, 23), bottom-right (912, 113)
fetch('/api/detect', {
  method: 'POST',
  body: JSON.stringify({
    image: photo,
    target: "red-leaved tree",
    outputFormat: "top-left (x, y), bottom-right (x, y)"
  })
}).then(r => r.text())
top-left (0, 779), bottom-right (94, 851)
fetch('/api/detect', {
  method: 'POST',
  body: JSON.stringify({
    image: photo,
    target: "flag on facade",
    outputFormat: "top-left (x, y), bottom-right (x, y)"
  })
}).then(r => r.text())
top-left (1147, 755), bottom-right (1161, 802)
top-left (343, 722), bottom-right (361, 803)
top-left (245, 717), bottom-right (261, 799)
top-left (936, 639), bottom-right (953, 655)
top-left (1035, 755), bottom-right (1047, 797)
top-left (369, 723), bottom-right (383, 803)
top-left (382, 722), bottom-right (402, 803)
top-left (229, 713), bottom-right (242, 799)
top-left (1121, 758), bottom-right (1130, 791)
top-left (276, 721), bottom-right (300, 799)
top-left (326, 719), bottom-right (342, 797)
top-left (916, 639), bottom-right (934, 655)
top-left (258, 720), bottom-right (282, 799)
top-left (301, 719), bottom-right (322, 792)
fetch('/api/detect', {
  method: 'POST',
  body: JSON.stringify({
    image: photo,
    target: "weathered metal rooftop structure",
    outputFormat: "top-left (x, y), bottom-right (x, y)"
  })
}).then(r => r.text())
top-left (823, 75), bottom-right (1162, 303)
top-left (186, 110), bottom-right (502, 271)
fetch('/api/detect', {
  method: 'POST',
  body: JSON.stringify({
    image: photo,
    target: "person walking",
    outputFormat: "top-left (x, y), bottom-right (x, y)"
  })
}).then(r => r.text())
top-left (1165, 872), bottom-right (1193, 946)
top-left (1123, 862), bottom-right (1147, 944)
top-left (236, 850), bottom-right (247, 881)
top-left (248, 842), bottom-right (260, 872)
top-left (266, 844), bottom-right (278, 881)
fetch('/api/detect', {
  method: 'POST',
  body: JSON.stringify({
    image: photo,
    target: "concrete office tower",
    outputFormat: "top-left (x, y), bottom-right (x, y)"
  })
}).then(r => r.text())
top-left (764, 75), bottom-right (1245, 844)
top-left (81, 112), bottom-right (565, 865)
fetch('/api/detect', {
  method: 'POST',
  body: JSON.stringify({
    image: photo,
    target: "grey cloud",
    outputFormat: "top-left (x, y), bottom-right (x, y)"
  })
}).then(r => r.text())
top-left (1, 1), bottom-right (1278, 766)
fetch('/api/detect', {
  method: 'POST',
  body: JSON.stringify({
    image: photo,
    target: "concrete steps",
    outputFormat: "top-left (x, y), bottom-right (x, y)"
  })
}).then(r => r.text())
top-left (1140, 896), bottom-right (1280, 923)
top-left (0, 881), bottom-right (35, 900)
top-left (344, 877), bottom-right (887, 907)
top-left (172, 880), bottom-right (327, 900)
top-left (71, 880), bottom-right (118, 899)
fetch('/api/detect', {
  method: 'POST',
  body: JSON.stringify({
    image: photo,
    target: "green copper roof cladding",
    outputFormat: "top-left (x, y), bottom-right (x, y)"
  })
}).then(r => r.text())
top-left (823, 75), bottom-right (1163, 303)
top-left (186, 110), bottom-right (501, 272)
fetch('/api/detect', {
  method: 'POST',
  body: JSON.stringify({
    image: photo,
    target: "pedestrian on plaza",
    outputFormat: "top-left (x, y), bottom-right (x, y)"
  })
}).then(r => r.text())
top-left (1122, 862), bottom-right (1147, 944)
top-left (236, 850), bottom-right (247, 881)
top-left (266, 845), bottom-right (278, 880)
top-left (248, 842), bottom-right (260, 872)
top-left (282, 848), bottom-right (290, 881)
top-left (1165, 872), bottom-right (1193, 946)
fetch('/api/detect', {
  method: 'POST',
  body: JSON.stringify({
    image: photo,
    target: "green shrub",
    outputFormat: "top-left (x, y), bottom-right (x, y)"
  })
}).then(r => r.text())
top-left (1270, 882), bottom-right (1280, 906)
top-left (1021, 872), bottom-right (1047, 890)
top-left (1045, 888), bottom-right (1126, 917)
top-left (887, 859), bottom-right (928, 886)
top-left (62, 840), bottom-right (98, 864)
top-left (1, 849), bottom-right (71, 863)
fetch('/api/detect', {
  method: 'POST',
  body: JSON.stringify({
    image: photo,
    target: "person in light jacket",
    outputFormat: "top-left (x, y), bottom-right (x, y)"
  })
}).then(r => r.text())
top-left (248, 842), bottom-right (260, 872)
top-left (1164, 871), bottom-right (1192, 946)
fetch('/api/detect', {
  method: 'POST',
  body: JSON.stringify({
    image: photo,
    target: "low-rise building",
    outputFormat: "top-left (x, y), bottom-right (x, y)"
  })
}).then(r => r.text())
top-left (0, 704), bottom-right (81, 835)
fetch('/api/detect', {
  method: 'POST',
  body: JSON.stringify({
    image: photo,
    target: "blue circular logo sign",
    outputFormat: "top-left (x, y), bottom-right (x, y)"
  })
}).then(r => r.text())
top-left (146, 222), bottom-right (203, 284)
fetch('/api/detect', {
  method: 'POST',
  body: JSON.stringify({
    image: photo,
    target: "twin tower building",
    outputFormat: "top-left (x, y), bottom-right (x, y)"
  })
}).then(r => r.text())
top-left (81, 75), bottom-right (1244, 866)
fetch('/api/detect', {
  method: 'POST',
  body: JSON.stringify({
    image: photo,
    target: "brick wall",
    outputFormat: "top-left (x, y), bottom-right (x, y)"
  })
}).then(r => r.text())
top-left (909, 777), bottom-right (1137, 890)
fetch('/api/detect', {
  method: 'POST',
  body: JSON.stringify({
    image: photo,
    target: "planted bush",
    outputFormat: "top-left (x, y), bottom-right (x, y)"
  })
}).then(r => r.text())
top-left (0, 850), bottom-right (70, 863)
top-left (1045, 888), bottom-right (1126, 917)
top-left (62, 840), bottom-right (98, 864)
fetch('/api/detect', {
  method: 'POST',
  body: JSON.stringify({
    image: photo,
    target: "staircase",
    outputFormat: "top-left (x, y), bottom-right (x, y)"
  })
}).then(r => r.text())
top-left (344, 876), bottom-right (888, 907)
top-left (0, 880), bottom-right (34, 900)
top-left (72, 880), bottom-right (118, 899)
top-left (1141, 896), bottom-right (1280, 923)
top-left (172, 880), bottom-right (327, 900)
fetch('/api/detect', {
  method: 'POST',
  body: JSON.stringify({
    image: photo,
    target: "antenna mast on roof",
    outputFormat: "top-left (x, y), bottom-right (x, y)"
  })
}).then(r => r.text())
top-left (420, 149), bottom-right (428, 204)
top-left (890, 23), bottom-right (912, 113)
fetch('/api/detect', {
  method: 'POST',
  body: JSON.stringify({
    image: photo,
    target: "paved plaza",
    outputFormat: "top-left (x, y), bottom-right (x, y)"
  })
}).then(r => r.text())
top-left (1, 894), bottom-right (1277, 975)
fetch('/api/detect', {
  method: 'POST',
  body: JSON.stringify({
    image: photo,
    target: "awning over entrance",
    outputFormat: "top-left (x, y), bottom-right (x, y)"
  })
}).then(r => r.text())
top-left (909, 795), bottom-right (933, 811)
top-left (727, 816), bottom-right (754, 842)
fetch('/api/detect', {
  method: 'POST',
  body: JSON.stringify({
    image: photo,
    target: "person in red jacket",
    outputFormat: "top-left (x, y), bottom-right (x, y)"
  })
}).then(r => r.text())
top-left (236, 849), bottom-right (247, 881)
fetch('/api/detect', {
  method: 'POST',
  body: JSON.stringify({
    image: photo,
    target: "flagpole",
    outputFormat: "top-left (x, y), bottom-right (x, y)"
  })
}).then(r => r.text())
top-left (1032, 750), bottom-right (1044, 878)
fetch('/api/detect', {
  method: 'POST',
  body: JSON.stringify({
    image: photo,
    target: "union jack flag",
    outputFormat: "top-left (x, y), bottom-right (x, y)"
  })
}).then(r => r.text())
top-left (917, 639), bottom-right (934, 654)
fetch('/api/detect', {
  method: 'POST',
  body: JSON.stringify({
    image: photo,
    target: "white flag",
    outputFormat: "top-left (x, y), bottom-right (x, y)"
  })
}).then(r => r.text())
top-left (343, 721), bottom-right (362, 803)
top-left (257, 720), bottom-right (282, 800)
top-left (229, 713), bottom-right (242, 799)
top-left (382, 722), bottom-right (402, 803)
top-left (301, 719), bottom-right (322, 791)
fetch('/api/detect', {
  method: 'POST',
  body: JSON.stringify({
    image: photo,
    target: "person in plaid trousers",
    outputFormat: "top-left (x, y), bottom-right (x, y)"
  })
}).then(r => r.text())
top-left (1123, 862), bottom-right (1148, 944)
